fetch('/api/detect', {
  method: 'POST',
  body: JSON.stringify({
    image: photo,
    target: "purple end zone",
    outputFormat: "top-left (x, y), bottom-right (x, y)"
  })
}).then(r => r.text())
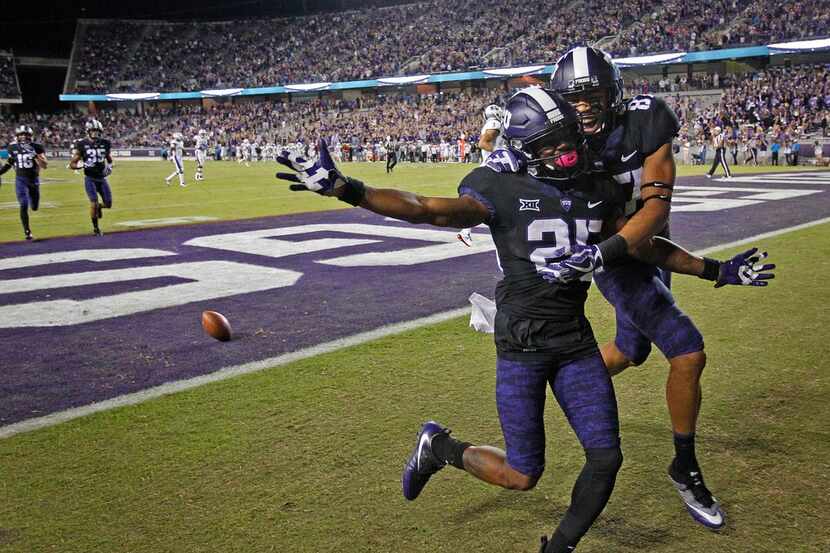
top-left (0, 172), bottom-right (828, 426)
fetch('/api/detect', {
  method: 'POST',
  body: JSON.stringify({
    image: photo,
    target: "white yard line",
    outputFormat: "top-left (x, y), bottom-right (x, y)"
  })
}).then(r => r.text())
top-left (2, 217), bottom-right (829, 440)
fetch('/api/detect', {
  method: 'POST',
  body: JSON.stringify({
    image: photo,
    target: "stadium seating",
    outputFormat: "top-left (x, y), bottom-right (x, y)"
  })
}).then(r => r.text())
top-left (66, 0), bottom-right (830, 94)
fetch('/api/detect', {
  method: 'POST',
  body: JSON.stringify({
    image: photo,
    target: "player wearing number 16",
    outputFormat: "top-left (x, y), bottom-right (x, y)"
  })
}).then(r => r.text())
top-left (0, 125), bottom-right (48, 241)
top-left (70, 119), bottom-right (113, 236)
top-left (274, 87), bottom-right (774, 553)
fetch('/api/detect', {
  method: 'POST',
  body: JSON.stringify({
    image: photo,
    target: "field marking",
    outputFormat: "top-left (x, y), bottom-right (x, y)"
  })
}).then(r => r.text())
top-left (2, 215), bottom-right (829, 440)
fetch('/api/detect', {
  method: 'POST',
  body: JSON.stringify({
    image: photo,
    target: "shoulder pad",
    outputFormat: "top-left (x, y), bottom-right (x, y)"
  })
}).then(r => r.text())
top-left (484, 147), bottom-right (527, 174)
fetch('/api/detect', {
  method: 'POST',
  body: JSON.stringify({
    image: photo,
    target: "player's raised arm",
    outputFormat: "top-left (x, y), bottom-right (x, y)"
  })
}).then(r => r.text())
top-left (275, 139), bottom-right (490, 229)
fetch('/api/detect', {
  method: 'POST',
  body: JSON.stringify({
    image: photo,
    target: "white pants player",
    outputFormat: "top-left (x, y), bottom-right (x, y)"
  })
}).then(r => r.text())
top-left (195, 150), bottom-right (206, 181)
top-left (165, 155), bottom-right (186, 187)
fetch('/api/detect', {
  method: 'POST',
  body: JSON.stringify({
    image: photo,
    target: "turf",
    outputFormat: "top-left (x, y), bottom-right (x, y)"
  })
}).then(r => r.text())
top-left (0, 159), bottom-right (822, 243)
top-left (0, 223), bottom-right (827, 553)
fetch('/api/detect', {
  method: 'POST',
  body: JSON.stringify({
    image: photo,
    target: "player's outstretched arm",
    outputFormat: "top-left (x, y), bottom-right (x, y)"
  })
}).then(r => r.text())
top-left (275, 139), bottom-right (489, 229)
top-left (632, 236), bottom-right (776, 287)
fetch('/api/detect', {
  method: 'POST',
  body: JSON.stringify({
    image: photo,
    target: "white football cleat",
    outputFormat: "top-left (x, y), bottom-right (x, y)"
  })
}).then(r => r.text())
top-left (457, 229), bottom-right (473, 247)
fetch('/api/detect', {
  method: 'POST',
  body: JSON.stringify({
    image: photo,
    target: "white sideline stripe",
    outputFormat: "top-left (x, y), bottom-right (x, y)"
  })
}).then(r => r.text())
top-left (3, 215), bottom-right (830, 440)
top-left (0, 307), bottom-right (469, 439)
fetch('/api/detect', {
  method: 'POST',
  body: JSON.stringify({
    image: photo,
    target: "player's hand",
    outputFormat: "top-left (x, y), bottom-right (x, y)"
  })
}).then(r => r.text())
top-left (275, 139), bottom-right (346, 196)
top-left (715, 248), bottom-right (775, 287)
top-left (542, 244), bottom-right (604, 283)
top-left (104, 164), bottom-right (113, 176)
top-left (484, 147), bottom-right (527, 174)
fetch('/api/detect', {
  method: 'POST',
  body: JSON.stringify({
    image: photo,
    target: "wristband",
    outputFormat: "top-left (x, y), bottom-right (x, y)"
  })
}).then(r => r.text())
top-left (338, 176), bottom-right (366, 207)
top-left (597, 234), bottom-right (628, 264)
top-left (700, 257), bottom-right (721, 281)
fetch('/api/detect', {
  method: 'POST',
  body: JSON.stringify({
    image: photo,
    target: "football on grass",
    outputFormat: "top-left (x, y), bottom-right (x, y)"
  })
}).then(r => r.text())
top-left (202, 311), bottom-right (232, 342)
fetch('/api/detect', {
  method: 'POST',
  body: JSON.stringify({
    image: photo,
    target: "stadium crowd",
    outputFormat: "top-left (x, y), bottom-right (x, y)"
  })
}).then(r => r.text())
top-left (0, 54), bottom-right (21, 99)
top-left (69, 0), bottom-right (830, 93)
top-left (668, 65), bottom-right (830, 164)
top-left (3, 65), bottom-right (828, 165)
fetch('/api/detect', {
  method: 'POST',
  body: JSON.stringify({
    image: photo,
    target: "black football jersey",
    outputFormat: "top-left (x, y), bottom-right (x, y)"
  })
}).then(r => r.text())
top-left (5, 142), bottom-right (45, 180)
top-left (592, 95), bottom-right (679, 216)
top-left (75, 137), bottom-right (112, 178)
top-left (458, 167), bottom-right (624, 320)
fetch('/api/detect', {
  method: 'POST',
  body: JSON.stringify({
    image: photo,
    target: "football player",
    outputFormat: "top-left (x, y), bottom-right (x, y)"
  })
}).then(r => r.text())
top-left (458, 104), bottom-right (507, 247)
top-left (165, 132), bottom-right (186, 187)
top-left (274, 88), bottom-right (773, 552)
top-left (69, 119), bottom-right (113, 236)
top-left (0, 125), bottom-right (47, 240)
top-left (194, 129), bottom-right (208, 181)
top-left (545, 46), bottom-right (729, 529)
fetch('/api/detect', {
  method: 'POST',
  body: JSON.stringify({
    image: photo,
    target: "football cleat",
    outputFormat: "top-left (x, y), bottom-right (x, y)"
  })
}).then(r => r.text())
top-left (401, 421), bottom-right (449, 501)
top-left (93, 228), bottom-right (103, 237)
top-left (24, 230), bottom-right (33, 241)
top-left (669, 462), bottom-right (725, 531)
top-left (165, 178), bottom-right (171, 186)
top-left (457, 229), bottom-right (473, 247)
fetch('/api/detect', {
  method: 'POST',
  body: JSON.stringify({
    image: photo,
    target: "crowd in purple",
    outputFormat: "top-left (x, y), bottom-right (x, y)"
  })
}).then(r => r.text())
top-left (668, 65), bottom-right (830, 164)
top-left (69, 0), bottom-right (830, 93)
top-left (2, 65), bottom-right (828, 164)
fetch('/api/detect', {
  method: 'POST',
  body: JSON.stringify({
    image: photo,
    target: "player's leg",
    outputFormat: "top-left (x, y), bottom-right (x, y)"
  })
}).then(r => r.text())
top-left (176, 157), bottom-right (186, 186)
top-left (401, 355), bottom-right (549, 502)
top-left (542, 352), bottom-right (622, 552)
top-left (84, 177), bottom-right (103, 235)
top-left (16, 178), bottom-right (33, 240)
top-left (706, 148), bottom-right (719, 177)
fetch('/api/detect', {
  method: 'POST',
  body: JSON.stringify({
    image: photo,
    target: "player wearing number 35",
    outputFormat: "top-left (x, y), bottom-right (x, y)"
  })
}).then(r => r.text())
top-left (70, 119), bottom-right (113, 237)
top-left (274, 88), bottom-right (775, 553)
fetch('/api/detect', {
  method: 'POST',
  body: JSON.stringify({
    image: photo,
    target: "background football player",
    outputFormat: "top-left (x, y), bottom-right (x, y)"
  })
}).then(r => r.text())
top-left (194, 129), bottom-right (208, 181)
top-left (0, 125), bottom-right (47, 240)
top-left (273, 88), bottom-right (773, 553)
top-left (165, 132), bottom-right (186, 187)
top-left (458, 103), bottom-right (506, 247)
top-left (69, 119), bottom-right (113, 236)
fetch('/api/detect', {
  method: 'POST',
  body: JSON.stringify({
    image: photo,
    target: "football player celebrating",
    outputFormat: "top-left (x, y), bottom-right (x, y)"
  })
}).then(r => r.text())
top-left (70, 119), bottom-right (113, 236)
top-left (0, 125), bottom-right (47, 240)
top-left (458, 104), bottom-right (506, 247)
top-left (194, 129), bottom-right (208, 181)
top-left (546, 46), bottom-right (728, 529)
top-left (165, 132), bottom-right (186, 187)
top-left (274, 88), bottom-right (774, 552)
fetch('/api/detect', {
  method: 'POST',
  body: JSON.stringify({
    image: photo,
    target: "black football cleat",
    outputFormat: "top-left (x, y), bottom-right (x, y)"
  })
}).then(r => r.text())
top-left (24, 230), bottom-right (33, 241)
top-left (93, 228), bottom-right (104, 237)
top-left (669, 461), bottom-right (725, 531)
top-left (401, 420), bottom-right (449, 501)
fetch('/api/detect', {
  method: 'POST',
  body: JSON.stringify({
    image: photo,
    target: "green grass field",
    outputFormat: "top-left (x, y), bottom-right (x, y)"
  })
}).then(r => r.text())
top-left (0, 159), bottom-right (823, 243)
top-left (0, 217), bottom-right (828, 552)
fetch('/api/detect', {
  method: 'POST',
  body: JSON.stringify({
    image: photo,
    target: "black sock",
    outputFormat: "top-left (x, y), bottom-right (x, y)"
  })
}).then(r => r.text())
top-left (554, 447), bottom-right (622, 550)
top-left (20, 206), bottom-right (30, 233)
top-left (673, 432), bottom-right (698, 472)
top-left (92, 218), bottom-right (99, 231)
top-left (544, 529), bottom-right (577, 553)
top-left (430, 432), bottom-right (471, 470)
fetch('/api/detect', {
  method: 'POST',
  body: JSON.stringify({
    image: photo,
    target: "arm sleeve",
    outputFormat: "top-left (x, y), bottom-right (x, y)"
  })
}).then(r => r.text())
top-left (457, 167), bottom-right (500, 225)
top-left (633, 96), bottom-right (680, 156)
top-left (34, 143), bottom-right (45, 155)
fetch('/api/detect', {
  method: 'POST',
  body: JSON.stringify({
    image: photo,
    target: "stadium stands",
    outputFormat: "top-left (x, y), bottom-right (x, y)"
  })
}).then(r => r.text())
top-left (66, 0), bottom-right (830, 94)
top-left (0, 52), bottom-right (22, 100)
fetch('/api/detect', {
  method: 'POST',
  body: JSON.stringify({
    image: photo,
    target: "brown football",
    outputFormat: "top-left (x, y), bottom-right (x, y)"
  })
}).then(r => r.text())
top-left (201, 310), bottom-right (232, 342)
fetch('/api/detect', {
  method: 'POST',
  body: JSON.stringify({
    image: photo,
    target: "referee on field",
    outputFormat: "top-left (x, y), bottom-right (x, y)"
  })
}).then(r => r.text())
top-left (706, 125), bottom-right (731, 178)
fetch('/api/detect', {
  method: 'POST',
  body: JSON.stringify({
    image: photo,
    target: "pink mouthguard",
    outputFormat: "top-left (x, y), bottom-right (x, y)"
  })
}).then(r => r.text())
top-left (554, 150), bottom-right (579, 168)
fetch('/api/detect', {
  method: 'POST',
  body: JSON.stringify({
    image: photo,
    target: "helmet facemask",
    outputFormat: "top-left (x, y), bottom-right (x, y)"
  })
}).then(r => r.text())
top-left (524, 121), bottom-right (590, 180)
top-left (563, 88), bottom-right (612, 136)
